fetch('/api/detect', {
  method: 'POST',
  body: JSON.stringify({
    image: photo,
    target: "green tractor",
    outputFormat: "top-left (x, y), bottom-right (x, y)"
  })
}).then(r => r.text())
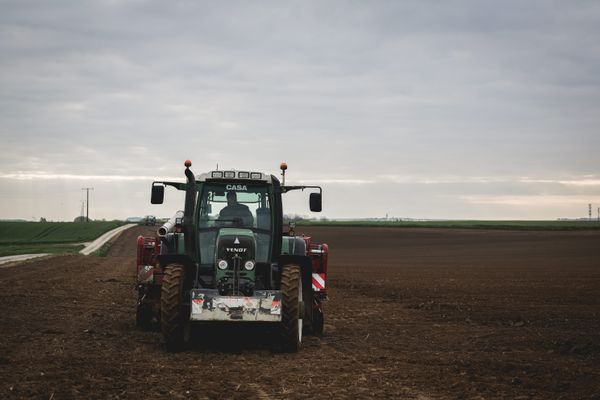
top-left (136, 161), bottom-right (329, 351)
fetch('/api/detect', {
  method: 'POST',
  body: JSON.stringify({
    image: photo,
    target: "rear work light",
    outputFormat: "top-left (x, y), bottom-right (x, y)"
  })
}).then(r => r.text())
top-left (250, 172), bottom-right (262, 179)
top-left (224, 171), bottom-right (235, 178)
top-left (211, 171), bottom-right (223, 178)
top-left (238, 171), bottom-right (250, 179)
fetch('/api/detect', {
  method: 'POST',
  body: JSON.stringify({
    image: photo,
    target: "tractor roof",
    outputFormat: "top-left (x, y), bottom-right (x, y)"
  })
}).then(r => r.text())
top-left (196, 170), bottom-right (274, 184)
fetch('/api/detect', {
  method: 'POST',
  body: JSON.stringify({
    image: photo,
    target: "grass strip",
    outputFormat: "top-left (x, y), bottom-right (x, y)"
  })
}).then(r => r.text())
top-left (0, 243), bottom-right (85, 257)
top-left (89, 240), bottom-right (113, 257)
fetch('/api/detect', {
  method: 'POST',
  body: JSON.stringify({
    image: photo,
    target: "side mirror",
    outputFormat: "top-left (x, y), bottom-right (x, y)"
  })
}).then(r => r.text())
top-left (151, 185), bottom-right (165, 204)
top-left (309, 192), bottom-right (322, 212)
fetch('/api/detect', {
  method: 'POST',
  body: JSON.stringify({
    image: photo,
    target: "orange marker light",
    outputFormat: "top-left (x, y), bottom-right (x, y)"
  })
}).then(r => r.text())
top-left (184, 160), bottom-right (192, 167)
top-left (280, 162), bottom-right (288, 171)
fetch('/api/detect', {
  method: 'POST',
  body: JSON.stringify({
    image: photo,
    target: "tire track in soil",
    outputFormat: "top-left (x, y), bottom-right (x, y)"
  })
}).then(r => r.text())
top-left (1, 226), bottom-right (600, 399)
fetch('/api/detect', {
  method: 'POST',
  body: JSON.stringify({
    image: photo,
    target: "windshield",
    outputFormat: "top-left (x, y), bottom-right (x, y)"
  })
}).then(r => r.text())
top-left (197, 184), bottom-right (272, 264)
top-left (198, 184), bottom-right (271, 229)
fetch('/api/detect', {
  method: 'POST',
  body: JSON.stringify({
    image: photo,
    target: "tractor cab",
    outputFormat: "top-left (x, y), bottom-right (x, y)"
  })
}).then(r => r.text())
top-left (194, 172), bottom-right (279, 296)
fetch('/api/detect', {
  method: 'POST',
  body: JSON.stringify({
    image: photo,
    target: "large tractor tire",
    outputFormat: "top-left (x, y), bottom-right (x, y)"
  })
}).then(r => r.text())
top-left (302, 302), bottom-right (324, 336)
top-left (301, 284), bottom-right (315, 335)
top-left (161, 264), bottom-right (186, 351)
top-left (279, 264), bottom-right (302, 352)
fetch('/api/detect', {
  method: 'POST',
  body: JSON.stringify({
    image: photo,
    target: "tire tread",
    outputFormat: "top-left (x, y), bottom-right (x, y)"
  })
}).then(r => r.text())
top-left (280, 264), bottom-right (301, 352)
top-left (161, 264), bottom-right (184, 351)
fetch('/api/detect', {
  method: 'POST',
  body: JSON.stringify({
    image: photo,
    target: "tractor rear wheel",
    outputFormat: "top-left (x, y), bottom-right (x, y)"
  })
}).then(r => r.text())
top-left (136, 301), bottom-right (152, 329)
top-left (161, 264), bottom-right (186, 351)
top-left (279, 264), bottom-right (302, 352)
top-left (312, 304), bottom-right (324, 336)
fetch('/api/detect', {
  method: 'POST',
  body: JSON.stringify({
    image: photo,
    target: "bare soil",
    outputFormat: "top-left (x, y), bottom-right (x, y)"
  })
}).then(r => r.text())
top-left (1, 226), bottom-right (599, 399)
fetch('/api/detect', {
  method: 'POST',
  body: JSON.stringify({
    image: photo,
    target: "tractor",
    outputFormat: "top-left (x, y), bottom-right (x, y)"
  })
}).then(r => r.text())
top-left (135, 161), bottom-right (328, 352)
top-left (143, 215), bottom-right (157, 226)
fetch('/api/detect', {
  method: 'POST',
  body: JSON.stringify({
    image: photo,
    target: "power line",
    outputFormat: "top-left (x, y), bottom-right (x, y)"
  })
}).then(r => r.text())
top-left (81, 187), bottom-right (94, 222)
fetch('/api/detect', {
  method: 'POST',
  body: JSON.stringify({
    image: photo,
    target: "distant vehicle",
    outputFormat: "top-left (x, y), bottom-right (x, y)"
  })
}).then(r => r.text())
top-left (144, 215), bottom-right (157, 226)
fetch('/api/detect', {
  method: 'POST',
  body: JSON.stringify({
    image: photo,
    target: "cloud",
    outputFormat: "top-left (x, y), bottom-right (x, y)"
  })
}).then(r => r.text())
top-left (5, 171), bottom-right (599, 188)
top-left (0, 173), bottom-right (180, 182)
top-left (518, 178), bottom-right (600, 187)
top-left (1, 1), bottom-right (599, 219)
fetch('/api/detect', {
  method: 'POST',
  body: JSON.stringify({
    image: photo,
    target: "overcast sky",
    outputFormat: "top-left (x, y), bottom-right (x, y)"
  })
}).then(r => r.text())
top-left (1, 0), bottom-right (599, 221)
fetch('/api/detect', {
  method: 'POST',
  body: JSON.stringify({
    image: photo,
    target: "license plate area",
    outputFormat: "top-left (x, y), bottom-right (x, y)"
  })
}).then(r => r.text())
top-left (190, 289), bottom-right (282, 322)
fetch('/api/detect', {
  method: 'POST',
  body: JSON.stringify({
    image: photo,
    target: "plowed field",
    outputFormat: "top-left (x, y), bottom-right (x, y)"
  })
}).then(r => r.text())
top-left (1, 226), bottom-right (599, 399)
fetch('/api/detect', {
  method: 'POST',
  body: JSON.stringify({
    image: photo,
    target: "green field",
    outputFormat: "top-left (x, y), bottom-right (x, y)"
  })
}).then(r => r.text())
top-left (0, 244), bottom-right (85, 257)
top-left (296, 219), bottom-right (600, 231)
top-left (0, 221), bottom-right (124, 257)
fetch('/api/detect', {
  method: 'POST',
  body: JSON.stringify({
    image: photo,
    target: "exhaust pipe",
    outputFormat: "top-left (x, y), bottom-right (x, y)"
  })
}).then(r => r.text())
top-left (183, 161), bottom-right (196, 258)
top-left (157, 210), bottom-right (184, 237)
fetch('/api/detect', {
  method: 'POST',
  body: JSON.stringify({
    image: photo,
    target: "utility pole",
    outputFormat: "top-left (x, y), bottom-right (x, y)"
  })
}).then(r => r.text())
top-left (589, 203), bottom-right (592, 221)
top-left (82, 187), bottom-right (94, 222)
top-left (598, 207), bottom-right (599, 221)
